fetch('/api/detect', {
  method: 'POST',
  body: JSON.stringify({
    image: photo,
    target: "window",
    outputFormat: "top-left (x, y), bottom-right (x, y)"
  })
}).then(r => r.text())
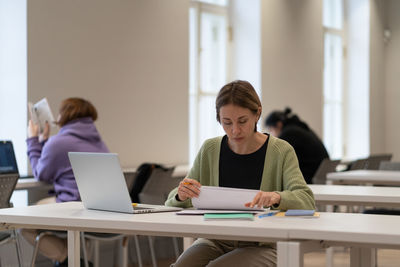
top-left (323, 0), bottom-right (370, 160)
top-left (323, 0), bottom-right (345, 160)
top-left (0, 0), bottom-right (28, 206)
top-left (189, 0), bottom-right (230, 163)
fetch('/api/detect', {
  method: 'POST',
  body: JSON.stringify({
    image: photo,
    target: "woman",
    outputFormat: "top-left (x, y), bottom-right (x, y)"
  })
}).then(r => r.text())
top-left (23, 97), bottom-right (109, 265)
top-left (166, 80), bottom-right (315, 267)
top-left (265, 107), bottom-right (329, 184)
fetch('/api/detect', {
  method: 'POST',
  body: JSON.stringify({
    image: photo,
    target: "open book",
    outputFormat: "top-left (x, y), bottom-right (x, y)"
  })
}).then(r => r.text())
top-left (28, 98), bottom-right (55, 133)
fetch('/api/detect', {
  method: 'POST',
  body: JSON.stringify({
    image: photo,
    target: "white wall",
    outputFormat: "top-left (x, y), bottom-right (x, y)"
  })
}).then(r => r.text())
top-left (385, 0), bottom-right (400, 161)
top-left (369, 0), bottom-right (387, 155)
top-left (230, 0), bottom-right (261, 93)
top-left (260, 0), bottom-right (324, 137)
top-left (28, 0), bottom-right (189, 168)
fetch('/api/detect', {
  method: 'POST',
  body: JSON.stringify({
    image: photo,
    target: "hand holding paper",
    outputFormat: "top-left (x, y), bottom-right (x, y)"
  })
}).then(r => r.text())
top-left (192, 186), bottom-right (265, 211)
top-left (177, 178), bottom-right (201, 201)
top-left (245, 191), bottom-right (281, 208)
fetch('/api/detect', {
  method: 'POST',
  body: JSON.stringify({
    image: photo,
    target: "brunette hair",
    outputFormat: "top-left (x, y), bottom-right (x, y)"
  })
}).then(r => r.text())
top-left (57, 97), bottom-right (98, 127)
top-left (215, 80), bottom-right (261, 131)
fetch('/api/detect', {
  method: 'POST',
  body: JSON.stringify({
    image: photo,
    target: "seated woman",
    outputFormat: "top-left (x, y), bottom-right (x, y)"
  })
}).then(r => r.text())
top-left (166, 80), bottom-right (315, 267)
top-left (22, 97), bottom-right (109, 266)
top-left (265, 107), bottom-right (329, 184)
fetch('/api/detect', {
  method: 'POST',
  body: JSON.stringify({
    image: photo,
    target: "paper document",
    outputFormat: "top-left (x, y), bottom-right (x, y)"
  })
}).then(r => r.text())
top-left (192, 186), bottom-right (265, 211)
top-left (28, 98), bottom-right (55, 133)
top-left (176, 209), bottom-right (263, 215)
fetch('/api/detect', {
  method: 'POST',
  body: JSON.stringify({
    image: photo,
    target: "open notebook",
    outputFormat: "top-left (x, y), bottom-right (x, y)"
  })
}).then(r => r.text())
top-left (68, 152), bottom-right (181, 214)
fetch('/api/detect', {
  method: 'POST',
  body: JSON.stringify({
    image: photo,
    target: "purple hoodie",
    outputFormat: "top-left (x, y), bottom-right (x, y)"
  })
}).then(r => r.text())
top-left (27, 117), bottom-right (109, 202)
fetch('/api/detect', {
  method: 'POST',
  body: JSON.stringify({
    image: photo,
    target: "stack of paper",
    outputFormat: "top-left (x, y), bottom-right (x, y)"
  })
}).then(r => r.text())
top-left (192, 186), bottom-right (265, 211)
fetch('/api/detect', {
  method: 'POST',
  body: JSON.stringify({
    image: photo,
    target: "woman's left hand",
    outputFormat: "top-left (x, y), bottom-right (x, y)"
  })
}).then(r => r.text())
top-left (245, 191), bottom-right (281, 208)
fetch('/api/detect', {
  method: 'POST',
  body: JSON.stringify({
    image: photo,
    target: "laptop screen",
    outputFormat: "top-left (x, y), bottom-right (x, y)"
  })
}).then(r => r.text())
top-left (0, 141), bottom-right (19, 175)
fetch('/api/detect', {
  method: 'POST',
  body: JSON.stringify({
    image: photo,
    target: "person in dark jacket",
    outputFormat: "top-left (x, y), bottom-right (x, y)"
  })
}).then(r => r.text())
top-left (23, 97), bottom-right (109, 264)
top-left (265, 107), bottom-right (329, 184)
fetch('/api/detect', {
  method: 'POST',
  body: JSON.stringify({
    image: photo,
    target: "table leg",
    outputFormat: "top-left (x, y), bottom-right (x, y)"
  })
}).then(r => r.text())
top-left (68, 230), bottom-right (80, 267)
top-left (350, 247), bottom-right (376, 267)
top-left (277, 241), bottom-right (304, 267)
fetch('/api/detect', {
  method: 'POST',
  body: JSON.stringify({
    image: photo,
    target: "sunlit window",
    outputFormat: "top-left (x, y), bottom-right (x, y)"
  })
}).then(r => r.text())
top-left (189, 0), bottom-right (229, 163)
top-left (0, 0), bottom-right (28, 206)
top-left (323, 0), bottom-right (344, 159)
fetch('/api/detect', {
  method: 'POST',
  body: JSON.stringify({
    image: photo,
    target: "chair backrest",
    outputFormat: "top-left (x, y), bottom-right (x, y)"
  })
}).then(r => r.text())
top-left (311, 158), bottom-right (341, 184)
top-left (348, 158), bottom-right (368, 170)
top-left (365, 154), bottom-right (393, 170)
top-left (139, 166), bottom-right (179, 205)
top-left (379, 161), bottom-right (400, 171)
top-left (0, 174), bottom-right (19, 209)
top-left (123, 171), bottom-right (136, 192)
top-left (348, 154), bottom-right (393, 171)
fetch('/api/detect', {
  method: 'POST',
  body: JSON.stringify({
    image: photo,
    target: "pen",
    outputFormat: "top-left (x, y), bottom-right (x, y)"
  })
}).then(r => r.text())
top-left (183, 182), bottom-right (192, 185)
top-left (258, 212), bottom-right (275, 218)
top-left (132, 203), bottom-right (138, 207)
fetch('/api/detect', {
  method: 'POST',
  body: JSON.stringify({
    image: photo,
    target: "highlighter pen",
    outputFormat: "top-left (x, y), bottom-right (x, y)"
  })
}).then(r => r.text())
top-left (258, 212), bottom-right (275, 218)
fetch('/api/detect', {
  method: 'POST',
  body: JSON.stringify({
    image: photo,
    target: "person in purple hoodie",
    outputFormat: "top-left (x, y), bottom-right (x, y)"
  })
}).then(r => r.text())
top-left (22, 97), bottom-right (109, 266)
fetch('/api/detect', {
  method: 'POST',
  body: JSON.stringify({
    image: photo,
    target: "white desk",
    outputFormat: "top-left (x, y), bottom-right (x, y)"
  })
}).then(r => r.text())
top-left (327, 170), bottom-right (400, 186)
top-left (309, 184), bottom-right (400, 207)
top-left (1, 202), bottom-right (400, 267)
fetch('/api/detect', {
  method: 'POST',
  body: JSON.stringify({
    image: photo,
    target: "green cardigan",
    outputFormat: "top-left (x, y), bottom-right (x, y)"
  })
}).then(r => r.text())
top-left (165, 135), bottom-right (315, 211)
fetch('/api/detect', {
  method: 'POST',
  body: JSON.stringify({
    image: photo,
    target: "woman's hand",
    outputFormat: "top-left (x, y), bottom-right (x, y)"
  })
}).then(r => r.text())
top-left (39, 121), bottom-right (50, 142)
top-left (177, 178), bottom-right (201, 201)
top-left (28, 120), bottom-right (39, 138)
top-left (245, 191), bottom-right (281, 208)
top-left (28, 120), bottom-right (50, 142)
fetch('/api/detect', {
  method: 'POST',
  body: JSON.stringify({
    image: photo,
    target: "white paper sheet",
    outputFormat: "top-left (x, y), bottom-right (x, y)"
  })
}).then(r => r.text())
top-left (191, 186), bottom-right (265, 211)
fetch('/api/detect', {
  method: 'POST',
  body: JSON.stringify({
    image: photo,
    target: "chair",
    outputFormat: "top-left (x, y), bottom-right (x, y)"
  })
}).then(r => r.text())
top-left (139, 166), bottom-right (182, 267)
top-left (379, 161), bottom-right (400, 171)
top-left (0, 174), bottom-right (22, 266)
top-left (365, 154), bottom-right (392, 170)
top-left (349, 154), bottom-right (392, 170)
top-left (311, 158), bottom-right (341, 184)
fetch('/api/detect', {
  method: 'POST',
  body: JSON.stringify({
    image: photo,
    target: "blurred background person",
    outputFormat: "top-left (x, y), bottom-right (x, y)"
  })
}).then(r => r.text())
top-left (22, 97), bottom-right (109, 266)
top-left (265, 107), bottom-right (329, 184)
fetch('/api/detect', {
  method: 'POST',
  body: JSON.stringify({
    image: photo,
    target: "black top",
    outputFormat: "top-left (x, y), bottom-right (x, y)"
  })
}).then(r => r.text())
top-left (279, 125), bottom-right (329, 184)
top-left (219, 134), bottom-right (269, 189)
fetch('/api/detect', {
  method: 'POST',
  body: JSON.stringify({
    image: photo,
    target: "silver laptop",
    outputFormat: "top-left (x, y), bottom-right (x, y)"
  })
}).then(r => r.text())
top-left (68, 152), bottom-right (181, 214)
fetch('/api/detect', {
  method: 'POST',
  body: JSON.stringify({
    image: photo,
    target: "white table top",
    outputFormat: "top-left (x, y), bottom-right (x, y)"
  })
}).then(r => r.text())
top-left (326, 170), bottom-right (400, 185)
top-left (309, 184), bottom-right (400, 207)
top-left (1, 202), bottom-right (400, 247)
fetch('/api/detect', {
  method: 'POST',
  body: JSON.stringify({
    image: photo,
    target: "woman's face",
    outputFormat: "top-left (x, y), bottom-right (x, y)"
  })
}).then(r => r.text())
top-left (219, 104), bottom-right (260, 146)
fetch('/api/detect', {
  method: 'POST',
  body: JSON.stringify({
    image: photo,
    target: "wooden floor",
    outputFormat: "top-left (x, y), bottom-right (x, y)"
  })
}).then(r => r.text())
top-left (143, 249), bottom-right (400, 267)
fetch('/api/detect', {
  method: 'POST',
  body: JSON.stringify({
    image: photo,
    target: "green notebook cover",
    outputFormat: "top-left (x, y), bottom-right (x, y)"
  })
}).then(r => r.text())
top-left (203, 213), bottom-right (254, 221)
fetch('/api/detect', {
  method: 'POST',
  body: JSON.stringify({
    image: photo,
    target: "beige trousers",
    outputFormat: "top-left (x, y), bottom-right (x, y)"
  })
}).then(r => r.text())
top-left (20, 196), bottom-right (68, 262)
top-left (172, 238), bottom-right (277, 267)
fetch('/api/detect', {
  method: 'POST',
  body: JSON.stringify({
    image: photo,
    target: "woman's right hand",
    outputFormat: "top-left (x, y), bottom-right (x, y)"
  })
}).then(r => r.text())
top-left (28, 120), bottom-right (39, 138)
top-left (177, 178), bottom-right (201, 201)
